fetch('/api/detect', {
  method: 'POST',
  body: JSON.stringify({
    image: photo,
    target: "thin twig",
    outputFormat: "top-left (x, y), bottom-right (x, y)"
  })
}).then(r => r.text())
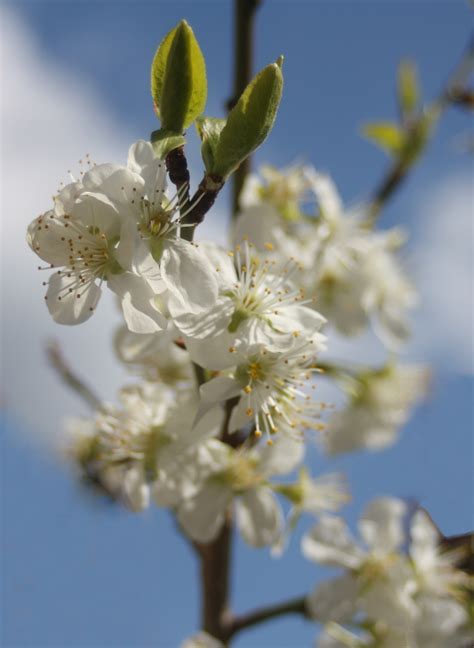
top-left (367, 39), bottom-right (474, 223)
top-left (46, 341), bottom-right (101, 410)
top-left (225, 595), bottom-right (309, 639)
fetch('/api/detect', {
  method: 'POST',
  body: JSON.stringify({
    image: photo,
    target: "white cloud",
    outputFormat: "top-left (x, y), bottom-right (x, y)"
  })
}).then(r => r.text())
top-left (408, 172), bottom-right (473, 375)
top-left (0, 7), bottom-right (134, 443)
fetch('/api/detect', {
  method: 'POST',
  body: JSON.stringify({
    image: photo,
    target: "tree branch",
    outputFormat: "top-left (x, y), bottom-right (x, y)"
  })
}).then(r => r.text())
top-left (194, 3), bottom-right (264, 643)
top-left (46, 341), bottom-right (101, 410)
top-left (165, 145), bottom-right (191, 211)
top-left (228, 0), bottom-right (262, 219)
top-left (367, 39), bottom-right (474, 223)
top-left (225, 595), bottom-right (309, 639)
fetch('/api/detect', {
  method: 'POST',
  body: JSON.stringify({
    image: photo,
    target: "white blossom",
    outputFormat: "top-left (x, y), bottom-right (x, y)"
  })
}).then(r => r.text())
top-left (171, 240), bottom-right (326, 371)
top-left (303, 498), bottom-right (472, 647)
top-left (177, 435), bottom-right (304, 546)
top-left (66, 382), bottom-right (223, 511)
top-left (198, 340), bottom-right (327, 443)
top-left (323, 363), bottom-right (429, 454)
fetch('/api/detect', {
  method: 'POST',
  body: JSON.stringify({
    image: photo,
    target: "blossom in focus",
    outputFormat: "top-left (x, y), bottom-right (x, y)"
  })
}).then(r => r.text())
top-left (235, 165), bottom-right (417, 347)
top-left (174, 240), bottom-right (326, 371)
top-left (198, 340), bottom-right (327, 442)
top-left (27, 141), bottom-right (219, 333)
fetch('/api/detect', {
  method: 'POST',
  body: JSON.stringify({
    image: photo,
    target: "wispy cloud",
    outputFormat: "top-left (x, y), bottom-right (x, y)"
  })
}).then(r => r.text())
top-left (1, 7), bottom-right (133, 441)
top-left (409, 172), bottom-right (473, 375)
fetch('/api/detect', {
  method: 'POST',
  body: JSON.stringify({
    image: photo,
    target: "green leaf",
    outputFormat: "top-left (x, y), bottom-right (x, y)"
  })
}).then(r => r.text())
top-left (212, 58), bottom-right (284, 178)
top-left (150, 20), bottom-right (207, 132)
top-left (398, 59), bottom-right (420, 118)
top-left (151, 26), bottom-right (175, 118)
top-left (150, 128), bottom-right (186, 158)
top-left (195, 116), bottom-right (227, 172)
top-left (362, 121), bottom-right (405, 156)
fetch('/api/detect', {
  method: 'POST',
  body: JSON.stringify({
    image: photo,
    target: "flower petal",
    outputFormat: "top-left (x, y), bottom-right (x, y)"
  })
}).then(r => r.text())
top-left (108, 273), bottom-right (167, 334)
top-left (45, 272), bottom-right (101, 325)
top-left (178, 481), bottom-right (232, 543)
top-left (236, 487), bottom-right (283, 547)
top-left (302, 515), bottom-right (363, 569)
top-left (160, 239), bottom-right (217, 314)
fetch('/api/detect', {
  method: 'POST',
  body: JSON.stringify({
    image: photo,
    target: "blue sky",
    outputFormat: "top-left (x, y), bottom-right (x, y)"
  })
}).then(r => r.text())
top-left (1, 1), bottom-right (473, 646)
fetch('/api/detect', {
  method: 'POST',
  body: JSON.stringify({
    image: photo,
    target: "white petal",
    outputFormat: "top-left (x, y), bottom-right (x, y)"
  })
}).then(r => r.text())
top-left (181, 632), bottom-right (225, 648)
top-left (178, 481), bottom-right (232, 543)
top-left (359, 497), bottom-right (407, 553)
top-left (257, 435), bottom-right (305, 476)
top-left (116, 222), bottom-right (166, 293)
top-left (72, 191), bottom-right (122, 237)
top-left (27, 212), bottom-right (71, 266)
top-left (82, 163), bottom-right (143, 204)
top-left (233, 204), bottom-right (282, 250)
top-left (302, 516), bottom-right (363, 569)
top-left (46, 272), bottom-right (101, 325)
top-left (160, 239), bottom-right (218, 314)
top-left (307, 574), bottom-right (359, 622)
top-left (108, 273), bottom-right (167, 333)
top-left (123, 467), bottom-right (150, 512)
top-left (200, 376), bottom-right (241, 405)
top-left (197, 242), bottom-right (237, 288)
top-left (185, 333), bottom-right (238, 371)
top-left (236, 487), bottom-right (283, 547)
top-left (170, 297), bottom-right (232, 339)
top-left (127, 140), bottom-right (156, 172)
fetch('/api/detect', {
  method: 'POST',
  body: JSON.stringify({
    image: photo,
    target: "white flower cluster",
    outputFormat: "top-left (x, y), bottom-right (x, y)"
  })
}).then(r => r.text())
top-left (303, 498), bottom-right (473, 648)
top-left (28, 141), bottom-right (463, 643)
top-left (235, 165), bottom-right (417, 348)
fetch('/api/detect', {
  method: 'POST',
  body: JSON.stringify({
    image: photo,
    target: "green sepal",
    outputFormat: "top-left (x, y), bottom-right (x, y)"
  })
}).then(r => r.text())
top-left (150, 128), bottom-right (186, 158)
top-left (195, 116), bottom-right (227, 173)
top-left (212, 58), bottom-right (284, 178)
top-left (151, 20), bottom-right (207, 131)
top-left (362, 121), bottom-right (405, 156)
top-left (398, 59), bottom-right (420, 119)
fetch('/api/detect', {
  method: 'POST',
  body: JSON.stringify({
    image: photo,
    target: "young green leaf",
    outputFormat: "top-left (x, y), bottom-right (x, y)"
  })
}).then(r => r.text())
top-left (150, 128), bottom-right (186, 158)
top-left (150, 20), bottom-right (207, 132)
top-left (362, 122), bottom-right (405, 156)
top-left (398, 60), bottom-right (420, 118)
top-left (195, 116), bottom-right (227, 172)
top-left (151, 25), bottom-right (175, 118)
top-left (212, 58), bottom-right (284, 178)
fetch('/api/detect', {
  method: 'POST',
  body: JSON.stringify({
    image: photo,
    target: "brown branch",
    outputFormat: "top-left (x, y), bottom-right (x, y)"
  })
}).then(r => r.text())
top-left (193, 3), bottom-right (264, 644)
top-left (194, 517), bottom-right (234, 641)
top-left (180, 173), bottom-right (225, 242)
top-left (46, 341), bottom-right (101, 410)
top-left (225, 595), bottom-right (309, 639)
top-left (228, 0), bottom-right (262, 219)
top-left (165, 145), bottom-right (190, 207)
